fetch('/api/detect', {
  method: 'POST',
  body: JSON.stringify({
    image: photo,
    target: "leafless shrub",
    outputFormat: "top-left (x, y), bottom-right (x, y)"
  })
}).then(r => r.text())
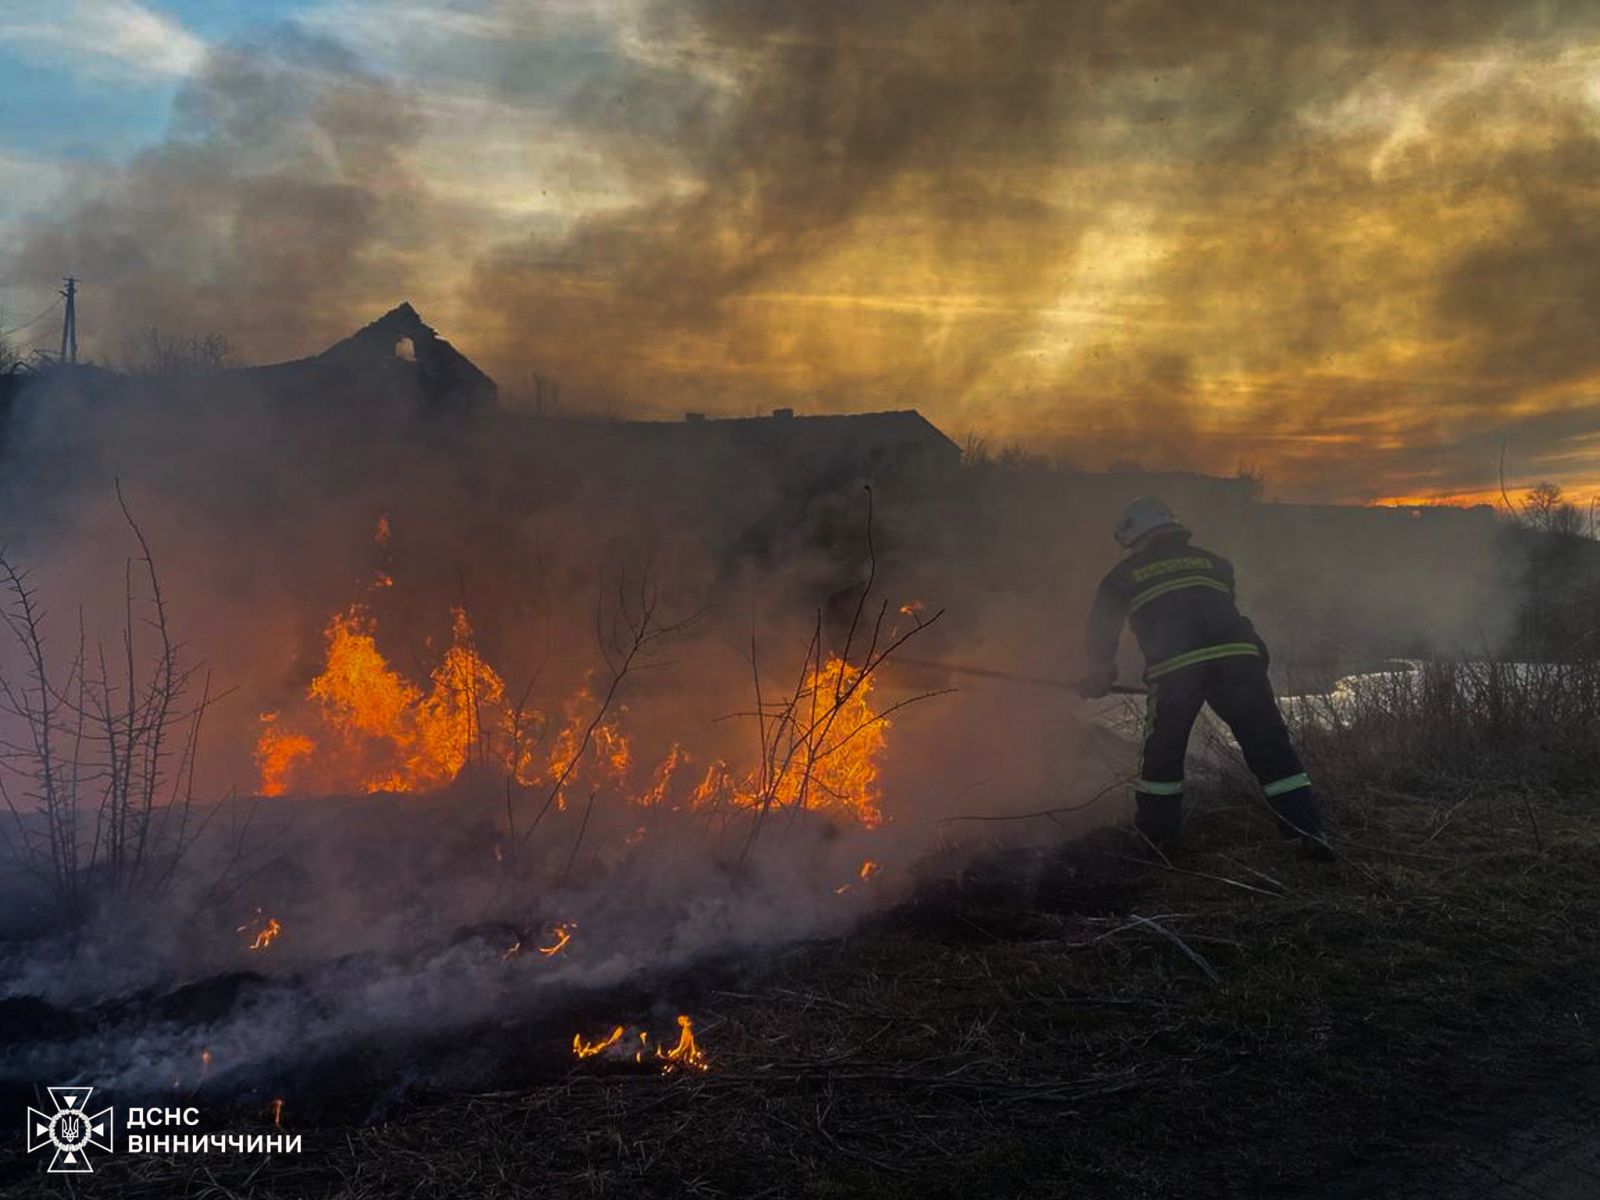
top-left (0, 486), bottom-right (219, 920)
top-left (510, 568), bottom-right (700, 870)
top-left (484, 490), bottom-right (943, 893)
top-left (733, 488), bottom-right (946, 865)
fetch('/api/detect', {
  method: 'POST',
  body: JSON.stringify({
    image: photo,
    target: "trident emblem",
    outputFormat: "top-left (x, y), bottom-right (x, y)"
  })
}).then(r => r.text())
top-left (26, 1087), bottom-right (114, 1173)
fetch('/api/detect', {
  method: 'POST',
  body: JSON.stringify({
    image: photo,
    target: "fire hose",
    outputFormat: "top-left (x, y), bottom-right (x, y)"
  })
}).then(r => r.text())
top-left (894, 656), bottom-right (1146, 696)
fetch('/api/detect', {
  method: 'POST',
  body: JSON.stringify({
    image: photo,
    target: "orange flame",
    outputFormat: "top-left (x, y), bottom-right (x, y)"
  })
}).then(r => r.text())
top-left (541, 683), bottom-right (631, 807)
top-left (838, 858), bottom-right (883, 894)
top-left (254, 713), bottom-right (315, 798)
top-left (270, 1098), bottom-right (284, 1128)
top-left (256, 592), bottom-right (890, 834)
top-left (573, 1026), bottom-right (625, 1058)
top-left (690, 759), bottom-right (735, 812)
top-left (786, 658), bottom-right (886, 828)
top-left (307, 606), bottom-right (422, 751)
top-left (257, 605), bottom-right (508, 795)
top-left (571, 1015), bottom-right (709, 1073)
top-left (638, 743), bottom-right (690, 808)
top-left (538, 923), bottom-right (574, 956)
top-left (659, 1014), bottom-right (709, 1073)
top-left (690, 657), bottom-right (887, 828)
top-left (236, 908), bottom-right (282, 951)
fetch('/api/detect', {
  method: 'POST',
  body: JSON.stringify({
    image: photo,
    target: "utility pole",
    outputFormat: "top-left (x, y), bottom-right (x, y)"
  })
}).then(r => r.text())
top-left (59, 276), bottom-right (77, 364)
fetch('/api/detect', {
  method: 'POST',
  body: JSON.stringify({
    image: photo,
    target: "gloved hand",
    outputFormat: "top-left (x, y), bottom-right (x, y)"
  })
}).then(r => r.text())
top-left (1075, 666), bottom-right (1117, 699)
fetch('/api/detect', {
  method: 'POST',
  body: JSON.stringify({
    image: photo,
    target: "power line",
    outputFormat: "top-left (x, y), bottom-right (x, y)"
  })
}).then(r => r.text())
top-left (0, 296), bottom-right (62, 338)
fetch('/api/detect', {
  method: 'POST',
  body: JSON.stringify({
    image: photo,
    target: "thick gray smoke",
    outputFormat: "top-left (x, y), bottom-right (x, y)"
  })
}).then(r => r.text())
top-left (0, 0), bottom-right (1552, 1099)
top-left (10, 3), bottom-right (1600, 496)
top-left (9, 30), bottom-right (435, 364)
top-left (0, 362), bottom-right (1523, 1100)
top-left (0, 361), bottom-right (1123, 1096)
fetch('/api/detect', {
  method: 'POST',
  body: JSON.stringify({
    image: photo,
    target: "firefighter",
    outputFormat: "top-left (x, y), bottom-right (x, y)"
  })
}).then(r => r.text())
top-left (1077, 496), bottom-right (1335, 861)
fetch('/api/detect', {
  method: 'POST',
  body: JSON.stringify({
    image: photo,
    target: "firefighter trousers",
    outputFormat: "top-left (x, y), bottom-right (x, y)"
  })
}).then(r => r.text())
top-left (1134, 655), bottom-right (1310, 805)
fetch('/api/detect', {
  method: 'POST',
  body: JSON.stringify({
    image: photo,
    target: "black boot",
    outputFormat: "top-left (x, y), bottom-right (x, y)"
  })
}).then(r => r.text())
top-left (1269, 787), bottom-right (1321, 837)
top-left (1134, 794), bottom-right (1184, 846)
top-left (1299, 834), bottom-right (1337, 862)
top-left (1270, 788), bottom-right (1336, 862)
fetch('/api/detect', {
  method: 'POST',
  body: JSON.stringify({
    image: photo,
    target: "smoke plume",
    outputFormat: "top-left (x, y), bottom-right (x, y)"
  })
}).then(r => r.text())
top-left (9, 3), bottom-right (1600, 498)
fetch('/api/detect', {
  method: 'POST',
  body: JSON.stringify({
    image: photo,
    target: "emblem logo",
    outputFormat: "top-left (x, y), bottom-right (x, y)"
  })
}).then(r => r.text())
top-left (26, 1087), bottom-right (114, 1174)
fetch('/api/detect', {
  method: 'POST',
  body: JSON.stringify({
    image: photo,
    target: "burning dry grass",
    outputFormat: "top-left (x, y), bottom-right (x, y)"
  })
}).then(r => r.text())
top-left (6, 498), bottom-right (1599, 1198)
top-left (32, 766), bottom-right (1600, 1200)
top-left (256, 602), bottom-right (512, 797)
top-left (253, 582), bottom-right (903, 838)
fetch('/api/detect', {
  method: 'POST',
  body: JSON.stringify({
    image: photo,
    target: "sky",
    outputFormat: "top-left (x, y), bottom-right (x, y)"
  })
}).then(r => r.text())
top-left (4, 1), bottom-right (1600, 505)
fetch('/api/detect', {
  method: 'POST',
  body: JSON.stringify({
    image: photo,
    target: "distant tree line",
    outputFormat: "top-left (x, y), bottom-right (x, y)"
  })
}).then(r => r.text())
top-left (120, 328), bottom-right (237, 377)
top-left (1518, 480), bottom-right (1590, 539)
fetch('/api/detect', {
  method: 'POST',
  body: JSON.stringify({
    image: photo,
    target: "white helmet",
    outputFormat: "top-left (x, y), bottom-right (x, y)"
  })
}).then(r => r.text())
top-left (1114, 496), bottom-right (1182, 549)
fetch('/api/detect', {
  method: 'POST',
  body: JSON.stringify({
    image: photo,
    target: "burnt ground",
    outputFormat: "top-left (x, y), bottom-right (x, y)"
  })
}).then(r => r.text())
top-left (4, 783), bottom-right (1600, 1199)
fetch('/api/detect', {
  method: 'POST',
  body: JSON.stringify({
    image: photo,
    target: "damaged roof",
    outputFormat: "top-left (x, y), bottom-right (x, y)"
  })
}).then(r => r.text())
top-left (246, 302), bottom-right (497, 410)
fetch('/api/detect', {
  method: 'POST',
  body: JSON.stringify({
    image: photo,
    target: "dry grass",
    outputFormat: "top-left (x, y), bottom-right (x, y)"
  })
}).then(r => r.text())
top-left (16, 757), bottom-right (1600, 1200)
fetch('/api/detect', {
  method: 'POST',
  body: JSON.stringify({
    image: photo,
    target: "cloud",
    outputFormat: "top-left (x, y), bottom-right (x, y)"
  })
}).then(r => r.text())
top-left (300, 0), bottom-right (638, 50)
top-left (456, 0), bottom-right (1600, 502)
top-left (14, 0), bottom-right (1600, 501)
top-left (5, 29), bottom-right (441, 362)
top-left (1, 0), bottom-right (206, 82)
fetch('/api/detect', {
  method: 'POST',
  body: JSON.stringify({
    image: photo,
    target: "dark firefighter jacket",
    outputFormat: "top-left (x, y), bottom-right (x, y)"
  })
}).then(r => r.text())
top-left (1084, 529), bottom-right (1267, 684)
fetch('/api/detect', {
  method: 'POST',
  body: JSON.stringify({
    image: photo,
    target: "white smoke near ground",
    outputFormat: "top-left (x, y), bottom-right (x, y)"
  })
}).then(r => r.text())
top-left (0, 363), bottom-right (1523, 1100)
top-left (0, 368), bottom-right (1096, 1098)
top-left (0, 0), bottom-right (1555, 1115)
top-left (3, 795), bottom-right (891, 1097)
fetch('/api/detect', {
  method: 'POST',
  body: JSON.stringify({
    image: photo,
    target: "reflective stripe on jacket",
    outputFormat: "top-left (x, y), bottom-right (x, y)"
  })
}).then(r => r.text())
top-left (1084, 530), bottom-right (1267, 681)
